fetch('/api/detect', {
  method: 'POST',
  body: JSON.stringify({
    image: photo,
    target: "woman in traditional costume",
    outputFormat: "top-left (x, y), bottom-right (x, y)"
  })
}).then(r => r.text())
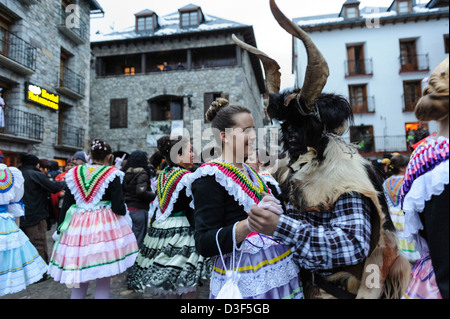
top-left (47, 139), bottom-right (139, 299)
top-left (0, 163), bottom-right (47, 296)
top-left (383, 154), bottom-right (420, 263)
top-left (127, 135), bottom-right (212, 299)
top-left (185, 99), bottom-right (303, 299)
top-left (401, 57), bottom-right (449, 299)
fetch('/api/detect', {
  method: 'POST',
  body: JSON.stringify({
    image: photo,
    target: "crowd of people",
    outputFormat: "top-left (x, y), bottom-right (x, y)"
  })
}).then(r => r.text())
top-left (0, 56), bottom-right (448, 300)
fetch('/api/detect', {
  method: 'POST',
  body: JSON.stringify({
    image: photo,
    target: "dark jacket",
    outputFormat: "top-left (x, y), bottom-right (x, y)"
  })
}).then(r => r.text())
top-left (19, 165), bottom-right (66, 227)
top-left (59, 174), bottom-right (127, 227)
top-left (123, 167), bottom-right (156, 210)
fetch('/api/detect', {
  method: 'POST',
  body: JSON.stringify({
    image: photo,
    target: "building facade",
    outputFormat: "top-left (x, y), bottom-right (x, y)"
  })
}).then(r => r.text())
top-left (293, 0), bottom-right (449, 157)
top-left (0, 0), bottom-right (102, 167)
top-left (89, 4), bottom-right (266, 158)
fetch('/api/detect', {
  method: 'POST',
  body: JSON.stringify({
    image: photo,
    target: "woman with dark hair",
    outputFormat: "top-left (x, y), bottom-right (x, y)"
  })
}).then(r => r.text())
top-left (47, 139), bottom-right (138, 299)
top-left (122, 150), bottom-right (156, 248)
top-left (383, 154), bottom-right (420, 263)
top-left (128, 135), bottom-right (211, 299)
top-left (184, 99), bottom-right (302, 299)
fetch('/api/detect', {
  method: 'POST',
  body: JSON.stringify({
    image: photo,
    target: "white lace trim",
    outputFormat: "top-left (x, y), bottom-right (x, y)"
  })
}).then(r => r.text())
top-left (65, 165), bottom-right (124, 210)
top-left (153, 172), bottom-right (192, 223)
top-left (403, 159), bottom-right (449, 243)
top-left (261, 174), bottom-right (281, 195)
top-left (182, 165), bottom-right (259, 213)
top-left (0, 165), bottom-right (25, 217)
top-left (210, 250), bottom-right (299, 297)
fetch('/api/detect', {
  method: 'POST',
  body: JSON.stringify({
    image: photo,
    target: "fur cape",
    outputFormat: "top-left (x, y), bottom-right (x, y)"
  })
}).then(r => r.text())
top-left (275, 135), bottom-right (411, 299)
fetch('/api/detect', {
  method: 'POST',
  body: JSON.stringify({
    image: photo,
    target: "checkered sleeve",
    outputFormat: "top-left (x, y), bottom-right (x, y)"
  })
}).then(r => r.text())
top-left (274, 193), bottom-right (372, 271)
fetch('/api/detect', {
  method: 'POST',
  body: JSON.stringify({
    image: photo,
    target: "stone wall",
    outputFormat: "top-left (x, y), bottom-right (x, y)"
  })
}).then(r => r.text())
top-left (90, 31), bottom-right (265, 157)
top-left (0, 0), bottom-right (92, 161)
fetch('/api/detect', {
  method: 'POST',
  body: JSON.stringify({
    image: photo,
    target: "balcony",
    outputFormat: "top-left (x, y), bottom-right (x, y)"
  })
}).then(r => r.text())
top-left (0, 107), bottom-right (44, 143)
top-left (346, 135), bottom-right (409, 154)
top-left (345, 58), bottom-right (373, 77)
top-left (55, 124), bottom-right (85, 151)
top-left (58, 8), bottom-right (89, 45)
top-left (351, 96), bottom-right (376, 114)
top-left (0, 27), bottom-right (37, 75)
top-left (399, 54), bottom-right (429, 73)
top-left (56, 66), bottom-right (85, 100)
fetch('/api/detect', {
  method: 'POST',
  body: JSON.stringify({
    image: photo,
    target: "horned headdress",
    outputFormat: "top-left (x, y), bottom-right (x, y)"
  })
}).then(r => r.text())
top-left (233, 0), bottom-right (411, 299)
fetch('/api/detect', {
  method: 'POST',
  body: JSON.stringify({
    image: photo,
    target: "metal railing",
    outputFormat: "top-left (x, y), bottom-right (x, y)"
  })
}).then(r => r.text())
top-left (59, 8), bottom-right (89, 42)
top-left (345, 135), bottom-right (409, 153)
top-left (351, 95), bottom-right (376, 113)
top-left (399, 54), bottom-right (429, 72)
top-left (345, 58), bottom-right (373, 76)
top-left (59, 66), bottom-right (85, 96)
top-left (59, 124), bottom-right (85, 148)
top-left (0, 26), bottom-right (37, 71)
top-left (1, 106), bottom-right (44, 141)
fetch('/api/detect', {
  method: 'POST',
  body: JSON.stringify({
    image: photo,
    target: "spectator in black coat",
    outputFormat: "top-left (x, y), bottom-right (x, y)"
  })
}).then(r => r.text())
top-left (122, 151), bottom-right (156, 248)
top-left (18, 153), bottom-right (66, 263)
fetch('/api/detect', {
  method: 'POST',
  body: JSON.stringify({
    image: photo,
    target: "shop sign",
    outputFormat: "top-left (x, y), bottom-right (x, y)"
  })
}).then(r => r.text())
top-left (25, 82), bottom-right (59, 110)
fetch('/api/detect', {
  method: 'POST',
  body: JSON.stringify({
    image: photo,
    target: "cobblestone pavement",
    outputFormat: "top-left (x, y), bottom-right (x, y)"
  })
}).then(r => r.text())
top-left (1, 224), bottom-right (210, 300)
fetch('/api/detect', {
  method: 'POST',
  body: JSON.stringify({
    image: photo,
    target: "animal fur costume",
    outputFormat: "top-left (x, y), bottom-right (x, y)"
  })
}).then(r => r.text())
top-left (233, 0), bottom-right (411, 299)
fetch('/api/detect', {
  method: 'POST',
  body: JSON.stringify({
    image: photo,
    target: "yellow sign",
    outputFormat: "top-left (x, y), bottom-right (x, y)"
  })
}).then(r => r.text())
top-left (26, 82), bottom-right (59, 110)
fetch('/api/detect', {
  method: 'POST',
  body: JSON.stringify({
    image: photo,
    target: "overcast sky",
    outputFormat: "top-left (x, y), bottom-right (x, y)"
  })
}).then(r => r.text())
top-left (90, 0), bottom-right (426, 89)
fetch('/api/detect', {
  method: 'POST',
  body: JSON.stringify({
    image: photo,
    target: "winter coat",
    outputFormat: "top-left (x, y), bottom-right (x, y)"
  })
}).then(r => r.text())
top-left (123, 167), bottom-right (156, 210)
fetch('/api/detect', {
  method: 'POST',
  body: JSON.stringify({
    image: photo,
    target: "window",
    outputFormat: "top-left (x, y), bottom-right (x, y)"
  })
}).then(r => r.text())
top-left (181, 10), bottom-right (198, 27)
top-left (398, 0), bottom-right (411, 14)
top-left (444, 34), bottom-right (449, 54)
top-left (192, 45), bottom-right (237, 69)
top-left (350, 125), bottom-right (375, 153)
top-left (136, 15), bottom-right (156, 32)
top-left (110, 98), bottom-right (128, 129)
top-left (345, 6), bottom-right (359, 19)
top-left (400, 39), bottom-right (418, 72)
top-left (403, 81), bottom-right (422, 112)
top-left (124, 66), bottom-right (135, 75)
top-left (346, 44), bottom-right (366, 76)
top-left (150, 97), bottom-right (183, 121)
top-left (349, 84), bottom-right (369, 113)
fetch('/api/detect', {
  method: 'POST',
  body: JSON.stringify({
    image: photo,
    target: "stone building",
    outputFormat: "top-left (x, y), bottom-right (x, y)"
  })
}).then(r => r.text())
top-left (89, 4), bottom-right (266, 159)
top-left (0, 0), bottom-right (103, 167)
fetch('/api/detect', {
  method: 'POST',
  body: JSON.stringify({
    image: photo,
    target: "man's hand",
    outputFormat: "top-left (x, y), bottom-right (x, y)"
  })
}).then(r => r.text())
top-left (248, 205), bottom-right (281, 236)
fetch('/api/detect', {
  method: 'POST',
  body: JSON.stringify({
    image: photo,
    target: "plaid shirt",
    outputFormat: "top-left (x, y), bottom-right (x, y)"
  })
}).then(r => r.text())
top-left (274, 192), bottom-right (372, 276)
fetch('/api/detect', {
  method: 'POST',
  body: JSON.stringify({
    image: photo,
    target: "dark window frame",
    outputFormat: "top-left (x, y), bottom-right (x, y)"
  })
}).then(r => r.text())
top-left (110, 98), bottom-right (128, 129)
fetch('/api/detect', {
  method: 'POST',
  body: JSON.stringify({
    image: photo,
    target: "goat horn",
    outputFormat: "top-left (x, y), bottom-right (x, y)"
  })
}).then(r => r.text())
top-left (232, 34), bottom-right (281, 94)
top-left (270, 0), bottom-right (329, 111)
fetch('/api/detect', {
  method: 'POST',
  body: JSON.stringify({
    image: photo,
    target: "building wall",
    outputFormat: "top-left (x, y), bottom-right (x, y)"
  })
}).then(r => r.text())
top-left (294, 17), bottom-right (449, 147)
top-left (90, 32), bottom-right (265, 156)
top-left (0, 0), bottom-right (92, 163)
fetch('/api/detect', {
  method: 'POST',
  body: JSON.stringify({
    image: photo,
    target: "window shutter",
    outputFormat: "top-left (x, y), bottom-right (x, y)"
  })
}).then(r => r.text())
top-left (110, 98), bottom-right (128, 129)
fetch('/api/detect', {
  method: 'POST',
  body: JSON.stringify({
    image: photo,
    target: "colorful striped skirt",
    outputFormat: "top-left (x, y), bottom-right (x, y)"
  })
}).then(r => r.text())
top-left (0, 213), bottom-right (48, 296)
top-left (128, 212), bottom-right (212, 295)
top-left (403, 253), bottom-right (443, 299)
top-left (47, 204), bottom-right (138, 285)
top-left (210, 233), bottom-right (303, 299)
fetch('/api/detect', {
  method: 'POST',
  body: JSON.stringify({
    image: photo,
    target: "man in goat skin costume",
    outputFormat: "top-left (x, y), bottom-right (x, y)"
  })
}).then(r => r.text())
top-left (239, 0), bottom-right (411, 299)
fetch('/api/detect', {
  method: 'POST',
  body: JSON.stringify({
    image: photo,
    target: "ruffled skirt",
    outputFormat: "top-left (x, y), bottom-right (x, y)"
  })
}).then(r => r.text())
top-left (0, 213), bottom-right (48, 296)
top-left (403, 253), bottom-right (442, 299)
top-left (210, 233), bottom-right (303, 299)
top-left (47, 206), bottom-right (138, 285)
top-left (128, 214), bottom-right (212, 295)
